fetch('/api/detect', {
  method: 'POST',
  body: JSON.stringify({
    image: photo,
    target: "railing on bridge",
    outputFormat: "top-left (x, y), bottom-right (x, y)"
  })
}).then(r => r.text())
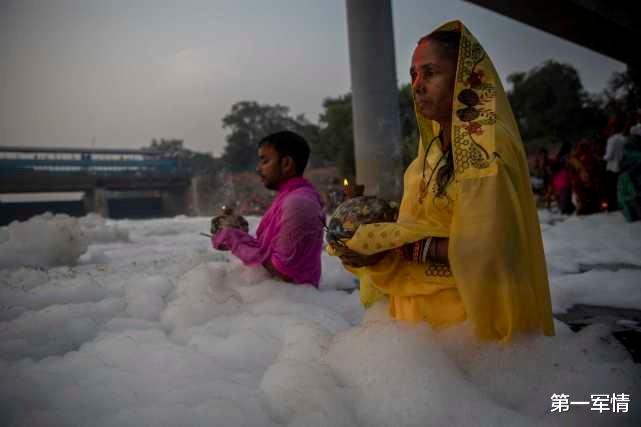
top-left (0, 146), bottom-right (191, 177)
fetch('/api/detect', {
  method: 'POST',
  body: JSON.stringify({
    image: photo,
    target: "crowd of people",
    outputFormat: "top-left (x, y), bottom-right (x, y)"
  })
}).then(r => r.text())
top-left (530, 112), bottom-right (641, 220)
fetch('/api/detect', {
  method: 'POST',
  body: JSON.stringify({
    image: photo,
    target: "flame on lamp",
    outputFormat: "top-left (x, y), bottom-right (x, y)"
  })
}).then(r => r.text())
top-left (343, 178), bottom-right (349, 187)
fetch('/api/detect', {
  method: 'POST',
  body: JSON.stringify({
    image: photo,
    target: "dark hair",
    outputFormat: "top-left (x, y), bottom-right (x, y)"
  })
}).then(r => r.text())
top-left (435, 146), bottom-right (454, 199)
top-left (418, 31), bottom-right (461, 199)
top-left (258, 130), bottom-right (310, 176)
top-left (418, 30), bottom-right (461, 65)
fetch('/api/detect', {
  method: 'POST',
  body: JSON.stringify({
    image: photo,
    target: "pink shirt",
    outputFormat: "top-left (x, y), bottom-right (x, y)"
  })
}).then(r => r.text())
top-left (213, 177), bottom-right (324, 287)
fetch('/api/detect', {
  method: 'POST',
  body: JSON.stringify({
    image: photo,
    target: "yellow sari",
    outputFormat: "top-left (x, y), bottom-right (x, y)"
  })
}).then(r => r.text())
top-left (336, 21), bottom-right (555, 342)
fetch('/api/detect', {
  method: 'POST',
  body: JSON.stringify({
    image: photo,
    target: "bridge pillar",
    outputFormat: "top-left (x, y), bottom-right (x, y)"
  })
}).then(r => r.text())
top-left (160, 188), bottom-right (192, 217)
top-left (345, 0), bottom-right (403, 201)
top-left (189, 175), bottom-right (217, 216)
top-left (84, 188), bottom-right (110, 218)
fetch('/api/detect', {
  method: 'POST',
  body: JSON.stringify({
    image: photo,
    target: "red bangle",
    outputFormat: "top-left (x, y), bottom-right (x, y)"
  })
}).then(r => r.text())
top-left (413, 241), bottom-right (420, 262)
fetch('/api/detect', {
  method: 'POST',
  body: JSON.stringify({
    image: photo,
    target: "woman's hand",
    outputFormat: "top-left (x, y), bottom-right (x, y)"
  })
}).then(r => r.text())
top-left (339, 251), bottom-right (371, 268)
top-left (400, 237), bottom-right (449, 265)
top-left (331, 242), bottom-right (387, 268)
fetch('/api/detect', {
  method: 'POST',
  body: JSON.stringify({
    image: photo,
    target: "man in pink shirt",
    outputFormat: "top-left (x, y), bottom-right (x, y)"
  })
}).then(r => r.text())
top-left (212, 131), bottom-right (325, 287)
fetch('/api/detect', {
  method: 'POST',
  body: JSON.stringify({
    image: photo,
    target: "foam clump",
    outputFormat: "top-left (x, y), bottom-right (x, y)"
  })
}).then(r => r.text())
top-left (124, 275), bottom-right (173, 321)
top-left (326, 304), bottom-right (640, 427)
top-left (79, 213), bottom-right (129, 243)
top-left (0, 213), bottom-right (130, 270)
top-left (0, 214), bottom-right (88, 270)
top-left (543, 213), bottom-right (641, 275)
top-left (161, 263), bottom-right (243, 330)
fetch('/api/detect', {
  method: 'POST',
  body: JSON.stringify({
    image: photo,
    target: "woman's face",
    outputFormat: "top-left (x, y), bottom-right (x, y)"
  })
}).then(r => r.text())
top-left (410, 41), bottom-right (457, 123)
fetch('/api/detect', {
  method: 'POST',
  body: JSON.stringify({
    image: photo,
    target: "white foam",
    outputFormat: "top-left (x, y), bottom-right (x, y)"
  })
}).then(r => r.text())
top-left (0, 212), bottom-right (639, 426)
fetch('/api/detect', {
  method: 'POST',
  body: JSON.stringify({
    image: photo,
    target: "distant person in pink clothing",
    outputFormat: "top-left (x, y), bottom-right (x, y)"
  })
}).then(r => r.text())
top-left (550, 161), bottom-right (574, 215)
top-left (212, 131), bottom-right (325, 287)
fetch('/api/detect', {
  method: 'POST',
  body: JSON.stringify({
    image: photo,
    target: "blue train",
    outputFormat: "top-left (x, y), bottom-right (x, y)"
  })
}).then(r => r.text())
top-left (0, 146), bottom-right (190, 177)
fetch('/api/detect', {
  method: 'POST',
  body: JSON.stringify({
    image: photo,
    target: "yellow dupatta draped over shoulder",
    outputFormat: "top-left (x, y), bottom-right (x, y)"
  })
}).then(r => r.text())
top-left (338, 21), bottom-right (555, 342)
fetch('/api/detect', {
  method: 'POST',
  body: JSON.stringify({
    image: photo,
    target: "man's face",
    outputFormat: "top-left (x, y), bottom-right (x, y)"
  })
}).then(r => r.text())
top-left (257, 144), bottom-right (284, 190)
top-left (410, 41), bottom-right (456, 123)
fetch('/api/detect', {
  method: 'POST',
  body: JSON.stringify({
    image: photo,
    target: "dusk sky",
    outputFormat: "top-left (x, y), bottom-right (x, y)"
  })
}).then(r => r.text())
top-left (1, 0), bottom-right (625, 156)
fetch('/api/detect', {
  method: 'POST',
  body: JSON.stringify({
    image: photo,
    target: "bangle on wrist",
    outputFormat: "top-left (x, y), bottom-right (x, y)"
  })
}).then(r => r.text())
top-left (402, 238), bottom-right (438, 264)
top-left (421, 237), bottom-right (433, 264)
top-left (413, 241), bottom-right (421, 262)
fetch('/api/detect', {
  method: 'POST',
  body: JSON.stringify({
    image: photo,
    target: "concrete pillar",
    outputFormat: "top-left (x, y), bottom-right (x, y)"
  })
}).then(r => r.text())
top-left (84, 188), bottom-right (109, 218)
top-left (345, 0), bottom-right (403, 201)
top-left (190, 175), bottom-right (216, 216)
top-left (189, 177), bottom-right (201, 216)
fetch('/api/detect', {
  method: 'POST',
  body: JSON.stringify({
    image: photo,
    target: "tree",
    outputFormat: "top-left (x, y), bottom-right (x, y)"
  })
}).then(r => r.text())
top-left (220, 101), bottom-right (319, 172)
top-left (507, 60), bottom-right (606, 148)
top-left (318, 94), bottom-right (354, 177)
top-left (293, 113), bottom-right (323, 168)
top-left (145, 138), bottom-right (190, 158)
top-left (316, 87), bottom-right (420, 177)
top-left (399, 83), bottom-right (419, 167)
top-left (143, 138), bottom-right (219, 176)
top-left (606, 64), bottom-right (641, 114)
top-left (219, 86), bottom-right (420, 179)
top-left (189, 152), bottom-right (220, 175)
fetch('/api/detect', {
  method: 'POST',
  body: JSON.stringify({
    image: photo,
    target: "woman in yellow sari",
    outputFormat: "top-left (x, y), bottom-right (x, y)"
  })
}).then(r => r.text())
top-left (333, 21), bottom-right (555, 342)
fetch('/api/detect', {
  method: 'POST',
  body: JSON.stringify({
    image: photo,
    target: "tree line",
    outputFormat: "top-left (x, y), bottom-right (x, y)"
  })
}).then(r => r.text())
top-left (145, 60), bottom-right (640, 177)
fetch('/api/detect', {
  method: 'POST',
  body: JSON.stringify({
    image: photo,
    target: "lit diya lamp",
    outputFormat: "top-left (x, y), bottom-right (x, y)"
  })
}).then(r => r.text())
top-left (342, 178), bottom-right (365, 199)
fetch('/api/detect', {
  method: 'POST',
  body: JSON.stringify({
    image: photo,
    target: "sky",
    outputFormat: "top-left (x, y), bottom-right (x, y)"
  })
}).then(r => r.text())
top-left (0, 0), bottom-right (626, 156)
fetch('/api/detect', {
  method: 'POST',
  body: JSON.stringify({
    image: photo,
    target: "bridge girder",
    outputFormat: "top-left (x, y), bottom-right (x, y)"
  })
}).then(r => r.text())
top-left (463, 0), bottom-right (640, 67)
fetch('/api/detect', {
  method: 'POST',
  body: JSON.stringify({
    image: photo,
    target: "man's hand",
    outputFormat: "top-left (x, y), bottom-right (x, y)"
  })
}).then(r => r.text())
top-left (211, 213), bottom-right (248, 252)
top-left (211, 235), bottom-right (229, 251)
top-left (211, 232), bottom-right (229, 251)
top-left (211, 213), bottom-right (249, 235)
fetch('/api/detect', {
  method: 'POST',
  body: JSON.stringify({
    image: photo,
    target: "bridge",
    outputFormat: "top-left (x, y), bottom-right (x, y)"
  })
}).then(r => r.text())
top-left (463, 0), bottom-right (638, 69)
top-left (0, 146), bottom-right (193, 224)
